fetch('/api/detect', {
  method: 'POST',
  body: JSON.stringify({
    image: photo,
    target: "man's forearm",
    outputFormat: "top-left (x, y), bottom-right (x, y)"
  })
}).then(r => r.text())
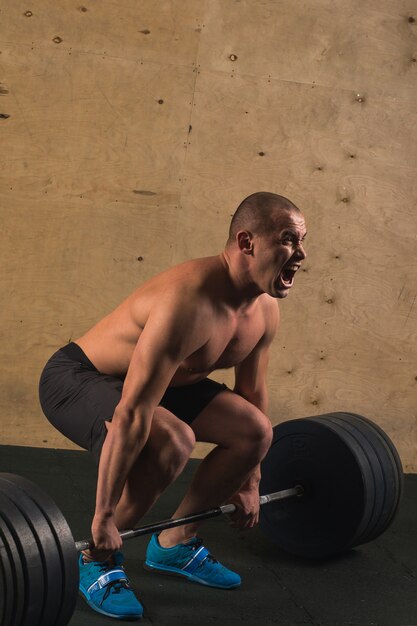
top-left (242, 464), bottom-right (261, 490)
top-left (94, 405), bottom-right (151, 519)
top-left (233, 384), bottom-right (270, 491)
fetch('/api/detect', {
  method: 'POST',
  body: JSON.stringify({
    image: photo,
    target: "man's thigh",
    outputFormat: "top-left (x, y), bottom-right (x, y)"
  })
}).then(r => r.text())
top-left (189, 389), bottom-right (270, 447)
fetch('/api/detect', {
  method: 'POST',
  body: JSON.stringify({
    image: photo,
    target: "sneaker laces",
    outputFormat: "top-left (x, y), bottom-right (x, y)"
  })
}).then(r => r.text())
top-left (191, 537), bottom-right (218, 565)
top-left (93, 560), bottom-right (132, 605)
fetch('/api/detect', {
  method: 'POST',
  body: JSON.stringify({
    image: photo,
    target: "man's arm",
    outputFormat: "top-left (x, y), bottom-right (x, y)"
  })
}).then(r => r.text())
top-left (92, 290), bottom-right (210, 554)
top-left (228, 300), bottom-right (279, 528)
top-left (233, 298), bottom-right (279, 412)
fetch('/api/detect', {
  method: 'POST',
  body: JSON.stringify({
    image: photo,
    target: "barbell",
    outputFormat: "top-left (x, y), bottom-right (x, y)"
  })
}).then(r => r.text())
top-left (0, 412), bottom-right (403, 626)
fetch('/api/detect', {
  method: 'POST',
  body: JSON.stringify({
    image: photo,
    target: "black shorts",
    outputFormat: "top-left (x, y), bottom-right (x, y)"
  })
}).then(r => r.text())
top-left (39, 342), bottom-right (229, 464)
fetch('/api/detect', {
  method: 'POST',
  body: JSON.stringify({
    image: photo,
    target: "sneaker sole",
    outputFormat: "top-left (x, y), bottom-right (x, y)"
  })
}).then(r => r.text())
top-left (144, 561), bottom-right (241, 589)
top-left (79, 586), bottom-right (144, 620)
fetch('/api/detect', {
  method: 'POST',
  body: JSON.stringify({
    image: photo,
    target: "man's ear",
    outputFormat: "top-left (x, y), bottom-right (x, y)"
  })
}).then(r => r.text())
top-left (236, 231), bottom-right (254, 255)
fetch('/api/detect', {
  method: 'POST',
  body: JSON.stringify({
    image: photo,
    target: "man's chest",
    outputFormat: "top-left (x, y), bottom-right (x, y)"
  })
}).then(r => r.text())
top-left (183, 312), bottom-right (265, 374)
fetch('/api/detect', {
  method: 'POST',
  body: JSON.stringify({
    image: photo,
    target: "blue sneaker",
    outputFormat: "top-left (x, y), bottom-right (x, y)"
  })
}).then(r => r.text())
top-left (78, 551), bottom-right (144, 620)
top-left (144, 534), bottom-right (241, 589)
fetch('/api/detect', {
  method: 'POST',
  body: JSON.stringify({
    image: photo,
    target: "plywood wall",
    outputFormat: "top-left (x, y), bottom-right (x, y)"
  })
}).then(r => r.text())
top-left (1, 1), bottom-right (416, 469)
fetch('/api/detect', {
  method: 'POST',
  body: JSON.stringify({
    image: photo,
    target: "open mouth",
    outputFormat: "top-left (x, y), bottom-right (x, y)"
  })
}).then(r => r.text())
top-left (277, 264), bottom-right (300, 289)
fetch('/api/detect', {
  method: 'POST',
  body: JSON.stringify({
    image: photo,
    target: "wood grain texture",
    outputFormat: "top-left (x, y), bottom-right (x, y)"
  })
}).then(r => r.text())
top-left (0, 0), bottom-right (416, 468)
top-left (0, 0), bottom-right (205, 65)
top-left (199, 0), bottom-right (417, 102)
top-left (0, 200), bottom-right (179, 450)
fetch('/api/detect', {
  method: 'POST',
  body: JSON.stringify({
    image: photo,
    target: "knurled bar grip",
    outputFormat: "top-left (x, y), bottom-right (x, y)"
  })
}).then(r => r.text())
top-left (75, 485), bottom-right (303, 552)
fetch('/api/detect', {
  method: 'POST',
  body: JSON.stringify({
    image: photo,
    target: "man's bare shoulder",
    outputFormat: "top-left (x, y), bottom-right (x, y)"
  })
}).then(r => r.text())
top-left (131, 257), bottom-right (224, 304)
top-left (258, 294), bottom-right (280, 337)
top-left (169, 256), bottom-right (222, 289)
top-left (129, 256), bottom-right (221, 320)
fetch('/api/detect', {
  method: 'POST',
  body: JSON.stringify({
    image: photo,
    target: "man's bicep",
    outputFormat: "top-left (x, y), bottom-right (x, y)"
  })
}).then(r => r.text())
top-left (234, 300), bottom-right (279, 400)
top-left (120, 300), bottom-right (207, 410)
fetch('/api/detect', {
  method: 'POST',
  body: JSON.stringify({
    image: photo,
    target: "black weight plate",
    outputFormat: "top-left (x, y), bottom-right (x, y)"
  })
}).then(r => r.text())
top-left (334, 413), bottom-right (402, 541)
top-left (338, 413), bottom-right (403, 507)
top-left (304, 415), bottom-right (379, 550)
top-left (259, 417), bottom-right (370, 558)
top-left (0, 536), bottom-right (6, 626)
top-left (0, 476), bottom-right (63, 626)
top-left (0, 491), bottom-right (45, 626)
top-left (0, 516), bottom-right (20, 626)
top-left (0, 536), bottom-right (9, 626)
top-left (0, 495), bottom-right (29, 626)
top-left (309, 416), bottom-right (378, 547)
top-left (314, 415), bottom-right (386, 546)
top-left (0, 474), bottom-right (79, 626)
top-left (0, 517), bottom-right (19, 626)
top-left (334, 423), bottom-right (400, 545)
top-left (320, 414), bottom-right (392, 544)
top-left (0, 478), bottom-right (62, 626)
top-left (345, 413), bottom-right (404, 486)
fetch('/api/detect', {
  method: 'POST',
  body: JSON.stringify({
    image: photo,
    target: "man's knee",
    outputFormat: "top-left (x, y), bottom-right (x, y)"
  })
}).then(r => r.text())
top-left (153, 420), bottom-right (196, 481)
top-left (168, 422), bottom-right (196, 467)
top-left (237, 403), bottom-right (273, 458)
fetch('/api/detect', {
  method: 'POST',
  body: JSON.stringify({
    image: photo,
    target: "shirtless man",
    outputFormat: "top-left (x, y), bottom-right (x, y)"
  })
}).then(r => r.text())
top-left (39, 191), bottom-right (307, 620)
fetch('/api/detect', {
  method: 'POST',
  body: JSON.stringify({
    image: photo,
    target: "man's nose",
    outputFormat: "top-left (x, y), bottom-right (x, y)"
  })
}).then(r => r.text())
top-left (296, 242), bottom-right (307, 261)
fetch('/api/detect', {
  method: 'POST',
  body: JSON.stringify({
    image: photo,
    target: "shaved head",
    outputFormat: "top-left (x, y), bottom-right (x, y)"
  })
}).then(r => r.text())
top-left (227, 192), bottom-right (301, 247)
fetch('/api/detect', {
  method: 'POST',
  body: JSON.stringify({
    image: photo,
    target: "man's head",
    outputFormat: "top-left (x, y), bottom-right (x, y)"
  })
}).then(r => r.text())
top-left (225, 192), bottom-right (307, 299)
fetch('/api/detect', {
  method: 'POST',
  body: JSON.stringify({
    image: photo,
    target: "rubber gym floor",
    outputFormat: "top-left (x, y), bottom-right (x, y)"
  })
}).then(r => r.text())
top-left (0, 445), bottom-right (416, 626)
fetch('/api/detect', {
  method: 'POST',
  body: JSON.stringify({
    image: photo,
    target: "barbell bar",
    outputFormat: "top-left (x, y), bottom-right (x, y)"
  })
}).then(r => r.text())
top-left (75, 485), bottom-right (304, 551)
top-left (0, 412), bottom-right (404, 626)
